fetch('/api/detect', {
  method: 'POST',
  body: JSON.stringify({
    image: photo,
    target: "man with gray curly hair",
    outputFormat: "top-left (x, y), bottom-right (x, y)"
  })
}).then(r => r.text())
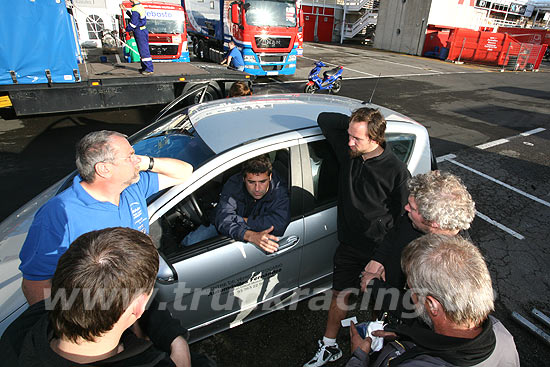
top-left (361, 170), bottom-right (475, 293)
top-left (347, 234), bottom-right (519, 366)
top-left (406, 170), bottom-right (475, 234)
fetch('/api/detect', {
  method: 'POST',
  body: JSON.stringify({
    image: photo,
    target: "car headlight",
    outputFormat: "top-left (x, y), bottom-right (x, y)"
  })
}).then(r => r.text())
top-left (288, 55), bottom-right (296, 62)
top-left (243, 55), bottom-right (256, 62)
top-left (286, 64), bottom-right (296, 69)
top-left (172, 35), bottom-right (182, 43)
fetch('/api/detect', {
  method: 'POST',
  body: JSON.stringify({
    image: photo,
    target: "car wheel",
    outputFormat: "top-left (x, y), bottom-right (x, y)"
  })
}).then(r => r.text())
top-left (304, 84), bottom-right (316, 93)
top-left (431, 150), bottom-right (438, 170)
top-left (331, 79), bottom-right (342, 94)
top-left (184, 84), bottom-right (220, 106)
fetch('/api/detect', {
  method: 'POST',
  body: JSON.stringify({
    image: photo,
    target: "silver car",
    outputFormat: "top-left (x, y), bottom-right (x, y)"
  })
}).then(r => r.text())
top-left (0, 94), bottom-right (433, 341)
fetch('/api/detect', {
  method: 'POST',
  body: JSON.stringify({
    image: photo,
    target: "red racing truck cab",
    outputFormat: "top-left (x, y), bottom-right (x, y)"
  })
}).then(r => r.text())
top-left (120, 1), bottom-right (190, 62)
top-left (184, 0), bottom-right (301, 75)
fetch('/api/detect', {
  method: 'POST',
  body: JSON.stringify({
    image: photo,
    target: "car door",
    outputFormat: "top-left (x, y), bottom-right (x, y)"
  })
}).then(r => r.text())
top-left (151, 141), bottom-right (304, 341)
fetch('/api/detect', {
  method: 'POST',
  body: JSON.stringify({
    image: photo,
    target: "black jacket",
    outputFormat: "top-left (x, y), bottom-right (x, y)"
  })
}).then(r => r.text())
top-left (318, 112), bottom-right (410, 252)
top-left (1, 300), bottom-right (188, 367)
top-left (215, 170), bottom-right (290, 241)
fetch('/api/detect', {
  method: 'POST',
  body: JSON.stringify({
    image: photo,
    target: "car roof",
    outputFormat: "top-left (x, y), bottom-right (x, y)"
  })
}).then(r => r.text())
top-left (188, 94), bottom-right (418, 154)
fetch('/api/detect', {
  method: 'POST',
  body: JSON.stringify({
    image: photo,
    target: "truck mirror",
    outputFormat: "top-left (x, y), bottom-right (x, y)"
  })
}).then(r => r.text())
top-left (231, 4), bottom-right (240, 24)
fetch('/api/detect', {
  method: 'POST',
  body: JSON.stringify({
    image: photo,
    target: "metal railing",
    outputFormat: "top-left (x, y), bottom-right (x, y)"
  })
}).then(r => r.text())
top-left (344, 10), bottom-right (377, 38)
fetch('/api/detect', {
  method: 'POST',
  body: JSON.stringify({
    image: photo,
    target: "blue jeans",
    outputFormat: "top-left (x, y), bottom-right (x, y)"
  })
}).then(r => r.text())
top-left (181, 224), bottom-right (219, 246)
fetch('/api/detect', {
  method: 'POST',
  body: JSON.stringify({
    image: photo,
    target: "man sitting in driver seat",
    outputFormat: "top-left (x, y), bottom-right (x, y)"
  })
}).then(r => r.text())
top-left (182, 155), bottom-right (290, 253)
top-left (216, 154), bottom-right (290, 253)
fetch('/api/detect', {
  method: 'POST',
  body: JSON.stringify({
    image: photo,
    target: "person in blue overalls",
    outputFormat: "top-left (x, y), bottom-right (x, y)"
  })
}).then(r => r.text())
top-left (120, 0), bottom-right (154, 74)
top-left (221, 40), bottom-right (245, 71)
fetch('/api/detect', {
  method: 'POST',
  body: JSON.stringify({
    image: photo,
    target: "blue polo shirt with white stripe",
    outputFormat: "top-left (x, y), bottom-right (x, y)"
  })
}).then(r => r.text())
top-left (19, 171), bottom-right (159, 281)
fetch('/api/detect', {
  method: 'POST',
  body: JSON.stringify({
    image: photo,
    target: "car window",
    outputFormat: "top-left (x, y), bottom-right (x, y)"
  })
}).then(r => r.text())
top-left (307, 140), bottom-right (339, 208)
top-left (151, 148), bottom-right (292, 261)
top-left (387, 133), bottom-right (415, 164)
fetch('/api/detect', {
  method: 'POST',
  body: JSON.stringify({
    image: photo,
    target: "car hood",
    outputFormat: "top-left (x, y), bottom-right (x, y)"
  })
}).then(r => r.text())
top-left (0, 181), bottom-right (63, 329)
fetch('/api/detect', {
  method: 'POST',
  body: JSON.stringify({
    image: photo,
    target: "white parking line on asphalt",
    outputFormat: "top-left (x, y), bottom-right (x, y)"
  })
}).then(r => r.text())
top-left (475, 127), bottom-right (546, 150)
top-left (438, 154), bottom-right (550, 208)
top-left (369, 57), bottom-right (445, 72)
top-left (520, 127), bottom-right (546, 136)
top-left (301, 55), bottom-right (378, 77)
top-left (476, 139), bottom-right (510, 150)
top-left (475, 211), bottom-right (525, 240)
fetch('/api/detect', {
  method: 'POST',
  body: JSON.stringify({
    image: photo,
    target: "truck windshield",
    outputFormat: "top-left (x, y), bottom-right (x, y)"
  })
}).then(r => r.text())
top-left (245, 0), bottom-right (297, 27)
top-left (146, 18), bottom-right (185, 34)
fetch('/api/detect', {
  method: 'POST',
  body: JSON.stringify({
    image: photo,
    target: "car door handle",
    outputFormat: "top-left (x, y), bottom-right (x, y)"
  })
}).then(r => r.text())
top-left (268, 235), bottom-right (300, 256)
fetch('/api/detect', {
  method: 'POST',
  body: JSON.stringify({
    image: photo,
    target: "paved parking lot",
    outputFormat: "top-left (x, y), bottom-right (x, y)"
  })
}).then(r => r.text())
top-left (1, 42), bottom-right (549, 365)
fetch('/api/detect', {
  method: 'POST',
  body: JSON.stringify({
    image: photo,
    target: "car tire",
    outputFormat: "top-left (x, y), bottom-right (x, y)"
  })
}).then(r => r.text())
top-left (431, 150), bottom-right (438, 170)
top-left (184, 84), bottom-right (220, 106)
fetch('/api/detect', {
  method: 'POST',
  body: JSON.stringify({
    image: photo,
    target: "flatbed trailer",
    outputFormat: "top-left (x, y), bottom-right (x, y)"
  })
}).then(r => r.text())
top-left (0, 61), bottom-right (251, 116)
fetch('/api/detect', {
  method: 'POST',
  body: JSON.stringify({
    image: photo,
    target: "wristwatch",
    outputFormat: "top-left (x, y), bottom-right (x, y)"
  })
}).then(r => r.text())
top-left (147, 156), bottom-right (155, 171)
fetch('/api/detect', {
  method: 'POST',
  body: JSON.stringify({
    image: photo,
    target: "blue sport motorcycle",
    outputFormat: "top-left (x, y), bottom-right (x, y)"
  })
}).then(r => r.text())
top-left (304, 61), bottom-right (344, 94)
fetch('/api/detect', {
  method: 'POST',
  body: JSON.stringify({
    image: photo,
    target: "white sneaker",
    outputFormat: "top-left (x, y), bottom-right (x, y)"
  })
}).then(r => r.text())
top-left (303, 340), bottom-right (343, 367)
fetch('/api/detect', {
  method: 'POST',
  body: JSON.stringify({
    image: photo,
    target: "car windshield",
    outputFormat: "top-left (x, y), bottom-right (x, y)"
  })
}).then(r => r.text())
top-left (131, 112), bottom-right (215, 169)
top-left (244, 0), bottom-right (297, 27)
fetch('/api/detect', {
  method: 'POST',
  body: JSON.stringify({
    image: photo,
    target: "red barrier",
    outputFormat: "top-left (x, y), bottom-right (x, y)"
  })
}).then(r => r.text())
top-left (446, 28), bottom-right (510, 64)
top-left (435, 27), bottom-right (545, 70)
top-left (498, 27), bottom-right (550, 46)
top-left (422, 25), bottom-right (453, 56)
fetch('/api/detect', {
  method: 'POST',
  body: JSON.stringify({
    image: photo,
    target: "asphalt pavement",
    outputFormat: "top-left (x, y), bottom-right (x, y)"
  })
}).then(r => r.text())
top-left (1, 42), bottom-right (549, 365)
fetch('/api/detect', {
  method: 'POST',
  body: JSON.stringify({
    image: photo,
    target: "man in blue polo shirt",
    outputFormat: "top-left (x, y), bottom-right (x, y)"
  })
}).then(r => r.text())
top-left (19, 130), bottom-right (193, 305)
top-left (221, 40), bottom-right (245, 71)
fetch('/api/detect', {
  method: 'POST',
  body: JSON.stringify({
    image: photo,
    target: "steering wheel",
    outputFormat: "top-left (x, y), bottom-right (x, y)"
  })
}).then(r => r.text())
top-left (189, 193), bottom-right (209, 226)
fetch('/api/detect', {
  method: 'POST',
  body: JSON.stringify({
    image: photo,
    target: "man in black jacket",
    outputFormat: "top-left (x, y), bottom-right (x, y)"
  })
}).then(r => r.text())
top-left (305, 108), bottom-right (410, 367)
top-left (215, 154), bottom-right (290, 253)
top-left (1, 227), bottom-right (194, 367)
top-left (346, 234), bottom-right (519, 367)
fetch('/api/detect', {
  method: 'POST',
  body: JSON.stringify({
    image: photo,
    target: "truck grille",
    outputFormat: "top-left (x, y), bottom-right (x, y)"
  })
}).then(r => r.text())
top-left (260, 55), bottom-right (285, 63)
top-left (262, 64), bottom-right (283, 71)
top-left (254, 37), bottom-right (291, 49)
top-left (150, 44), bottom-right (179, 56)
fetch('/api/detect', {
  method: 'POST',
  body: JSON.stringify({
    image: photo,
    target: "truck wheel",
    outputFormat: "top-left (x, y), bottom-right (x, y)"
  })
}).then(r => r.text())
top-left (304, 84), bottom-right (316, 93)
top-left (192, 37), bottom-right (200, 58)
top-left (331, 79), bottom-right (342, 94)
top-left (197, 40), bottom-right (207, 60)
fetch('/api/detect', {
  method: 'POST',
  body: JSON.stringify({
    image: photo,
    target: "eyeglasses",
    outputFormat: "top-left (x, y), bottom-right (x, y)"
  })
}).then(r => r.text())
top-left (103, 152), bottom-right (136, 164)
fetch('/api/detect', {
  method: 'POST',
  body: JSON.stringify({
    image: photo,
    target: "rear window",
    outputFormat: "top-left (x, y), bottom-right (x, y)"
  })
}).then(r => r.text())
top-left (387, 133), bottom-right (415, 164)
